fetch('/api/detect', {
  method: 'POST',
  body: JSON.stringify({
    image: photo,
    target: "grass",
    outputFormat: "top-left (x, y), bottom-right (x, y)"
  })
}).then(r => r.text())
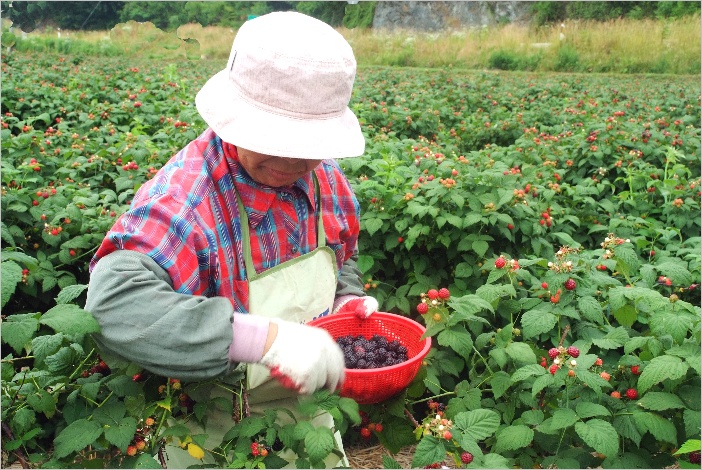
top-left (4, 15), bottom-right (700, 74)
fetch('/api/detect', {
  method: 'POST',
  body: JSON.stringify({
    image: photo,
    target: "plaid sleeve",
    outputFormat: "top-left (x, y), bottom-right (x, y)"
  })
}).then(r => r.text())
top-left (316, 161), bottom-right (361, 270)
top-left (92, 193), bottom-right (217, 298)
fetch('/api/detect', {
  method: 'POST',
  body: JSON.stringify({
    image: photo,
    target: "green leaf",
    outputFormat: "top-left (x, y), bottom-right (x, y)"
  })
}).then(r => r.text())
top-left (463, 213), bottom-right (483, 228)
top-left (304, 426), bottom-right (335, 465)
top-left (363, 217), bottom-right (384, 236)
top-left (53, 418), bottom-right (103, 458)
top-left (486, 267), bottom-right (508, 284)
top-left (656, 261), bottom-right (692, 286)
top-left (489, 371), bottom-right (511, 400)
top-left (551, 408), bottom-right (579, 430)
top-left (40, 304), bottom-right (101, 336)
top-left (684, 409), bottom-right (701, 439)
top-left (107, 375), bottom-right (142, 397)
top-left (493, 425), bottom-right (534, 453)
top-left (482, 453), bottom-right (511, 468)
top-left (613, 415), bottom-right (642, 447)
top-left (437, 324), bottom-right (473, 357)
top-left (531, 373), bottom-right (555, 398)
top-left (591, 327), bottom-right (629, 350)
top-left (356, 255), bottom-right (374, 273)
top-left (632, 410), bottom-right (678, 446)
top-left (638, 392), bottom-right (686, 411)
top-left (675, 439), bottom-right (701, 455)
top-left (411, 435), bottom-right (446, 468)
top-left (104, 416), bottom-right (138, 451)
top-left (1, 260), bottom-right (23, 308)
top-left (381, 455), bottom-right (403, 469)
top-left (574, 419), bottom-right (619, 457)
top-left (612, 304), bottom-right (638, 328)
top-left (505, 342), bottom-right (536, 365)
top-left (1, 313), bottom-right (40, 354)
top-left (448, 294), bottom-right (494, 315)
top-left (577, 296), bottom-right (604, 324)
top-left (55, 284), bottom-right (89, 305)
top-left (650, 310), bottom-right (693, 345)
top-left (472, 240), bottom-right (489, 257)
top-left (575, 402), bottom-right (611, 419)
top-left (454, 409), bottom-right (500, 441)
top-left (26, 388), bottom-right (58, 418)
top-left (511, 363), bottom-right (546, 383)
top-left (624, 336), bottom-right (652, 355)
top-left (637, 355), bottom-right (689, 393)
top-left (520, 307), bottom-right (557, 339)
top-left (1, 250), bottom-right (38, 266)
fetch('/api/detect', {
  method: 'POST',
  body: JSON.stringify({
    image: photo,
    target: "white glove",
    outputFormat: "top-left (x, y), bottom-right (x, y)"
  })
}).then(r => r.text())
top-left (332, 295), bottom-right (379, 319)
top-left (260, 319), bottom-right (345, 394)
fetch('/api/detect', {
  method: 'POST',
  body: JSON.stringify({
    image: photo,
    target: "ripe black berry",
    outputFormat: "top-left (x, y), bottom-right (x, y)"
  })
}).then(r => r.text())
top-left (336, 334), bottom-right (408, 369)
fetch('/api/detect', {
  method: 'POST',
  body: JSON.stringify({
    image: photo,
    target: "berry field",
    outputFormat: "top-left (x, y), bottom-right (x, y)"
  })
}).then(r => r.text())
top-left (1, 51), bottom-right (701, 469)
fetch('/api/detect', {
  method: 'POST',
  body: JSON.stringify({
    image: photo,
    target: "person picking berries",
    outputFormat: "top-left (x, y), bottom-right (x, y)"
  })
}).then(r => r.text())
top-left (85, 12), bottom-right (377, 468)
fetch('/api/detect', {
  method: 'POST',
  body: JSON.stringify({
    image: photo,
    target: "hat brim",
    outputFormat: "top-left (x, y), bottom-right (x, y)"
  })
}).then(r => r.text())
top-left (196, 70), bottom-right (366, 160)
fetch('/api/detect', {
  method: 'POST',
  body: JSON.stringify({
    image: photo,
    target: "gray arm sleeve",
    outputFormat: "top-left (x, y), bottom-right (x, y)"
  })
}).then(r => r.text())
top-left (85, 250), bottom-right (235, 381)
top-left (335, 251), bottom-right (366, 297)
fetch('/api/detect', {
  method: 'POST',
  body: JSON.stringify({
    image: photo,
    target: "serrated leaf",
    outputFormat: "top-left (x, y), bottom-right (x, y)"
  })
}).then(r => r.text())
top-left (437, 324), bottom-right (473, 357)
top-left (531, 373), bottom-right (555, 398)
top-left (638, 355), bottom-right (689, 393)
top-left (26, 388), bottom-right (58, 417)
top-left (511, 363), bottom-right (546, 383)
top-left (552, 408), bottom-right (578, 430)
top-left (453, 408), bottom-right (500, 442)
top-left (1, 260), bottom-right (23, 308)
top-left (575, 419), bottom-right (619, 457)
top-left (486, 267), bottom-right (508, 284)
top-left (520, 307), bottom-right (557, 339)
top-left (656, 261), bottom-right (692, 286)
top-left (624, 336), bottom-right (652, 355)
top-left (633, 411), bottom-right (678, 445)
top-left (472, 240), bottom-right (489, 257)
top-left (104, 416), bottom-right (138, 451)
top-left (576, 402), bottom-right (611, 418)
top-left (638, 392), bottom-right (685, 411)
top-left (463, 213), bottom-right (483, 228)
top-left (1, 251), bottom-right (38, 266)
top-left (304, 427), bottom-right (335, 464)
top-left (592, 326), bottom-right (629, 350)
top-left (55, 284), bottom-right (89, 305)
top-left (490, 371), bottom-right (511, 400)
top-left (577, 295), bottom-right (604, 324)
top-left (613, 304), bottom-right (638, 328)
top-left (2, 313), bottom-right (40, 354)
top-left (684, 409), bottom-right (701, 439)
top-left (448, 294), bottom-right (494, 315)
top-left (381, 455), bottom-right (403, 469)
top-left (613, 415), bottom-right (642, 447)
top-left (650, 310), bottom-right (693, 345)
top-left (675, 439), bottom-right (701, 455)
top-left (411, 435), bottom-right (446, 468)
top-left (505, 342), bottom-right (536, 365)
top-left (483, 453), bottom-right (511, 468)
top-left (53, 418), bottom-right (103, 458)
top-left (494, 425), bottom-right (534, 453)
top-left (363, 217), bottom-right (384, 236)
top-left (40, 304), bottom-right (100, 336)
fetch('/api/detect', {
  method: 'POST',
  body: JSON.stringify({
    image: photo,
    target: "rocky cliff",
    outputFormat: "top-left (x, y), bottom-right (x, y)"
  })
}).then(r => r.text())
top-left (372, 1), bottom-right (533, 31)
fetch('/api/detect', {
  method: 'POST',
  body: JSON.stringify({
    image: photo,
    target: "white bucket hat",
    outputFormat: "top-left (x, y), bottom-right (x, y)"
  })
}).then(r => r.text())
top-left (195, 11), bottom-right (365, 160)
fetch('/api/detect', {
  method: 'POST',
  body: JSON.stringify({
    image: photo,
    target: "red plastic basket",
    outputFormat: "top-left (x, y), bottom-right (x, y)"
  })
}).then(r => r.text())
top-left (308, 311), bottom-right (432, 404)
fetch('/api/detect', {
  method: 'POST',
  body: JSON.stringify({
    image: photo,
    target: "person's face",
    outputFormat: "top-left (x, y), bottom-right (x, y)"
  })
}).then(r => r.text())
top-left (236, 148), bottom-right (322, 188)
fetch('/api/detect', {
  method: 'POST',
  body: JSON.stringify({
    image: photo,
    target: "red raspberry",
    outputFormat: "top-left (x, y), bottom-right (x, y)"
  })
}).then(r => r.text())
top-left (442, 430), bottom-right (452, 440)
top-left (541, 282), bottom-right (548, 289)
top-left (438, 288), bottom-right (450, 299)
top-left (375, 423), bottom-right (383, 432)
top-left (495, 257), bottom-right (506, 269)
top-left (631, 365), bottom-right (640, 375)
top-left (360, 427), bottom-right (372, 439)
top-left (461, 452), bottom-right (473, 464)
top-left (549, 364), bottom-right (558, 375)
top-left (417, 302), bottom-right (429, 314)
top-left (126, 445), bottom-right (137, 456)
top-left (548, 348), bottom-right (560, 359)
top-left (567, 346), bottom-right (580, 358)
top-left (564, 279), bottom-right (576, 291)
top-left (427, 289), bottom-right (439, 300)
top-left (611, 391), bottom-right (621, 399)
top-left (594, 358), bottom-right (603, 366)
top-left (625, 388), bottom-right (638, 400)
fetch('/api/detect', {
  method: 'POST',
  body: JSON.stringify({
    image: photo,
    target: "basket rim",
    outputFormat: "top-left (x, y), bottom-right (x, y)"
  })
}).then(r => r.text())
top-left (308, 311), bottom-right (432, 374)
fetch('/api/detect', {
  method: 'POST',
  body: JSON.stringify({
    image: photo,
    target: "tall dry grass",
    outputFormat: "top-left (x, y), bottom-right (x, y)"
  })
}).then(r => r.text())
top-left (10, 15), bottom-right (701, 74)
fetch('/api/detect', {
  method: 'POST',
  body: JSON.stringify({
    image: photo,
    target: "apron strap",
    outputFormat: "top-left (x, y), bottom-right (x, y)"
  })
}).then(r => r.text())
top-left (235, 172), bottom-right (326, 281)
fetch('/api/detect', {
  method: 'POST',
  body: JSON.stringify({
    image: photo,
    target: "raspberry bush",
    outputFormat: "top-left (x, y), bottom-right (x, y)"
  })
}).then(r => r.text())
top-left (2, 51), bottom-right (700, 468)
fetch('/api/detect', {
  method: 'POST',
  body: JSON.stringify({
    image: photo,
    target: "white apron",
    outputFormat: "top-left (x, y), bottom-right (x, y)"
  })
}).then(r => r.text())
top-left (165, 177), bottom-right (348, 468)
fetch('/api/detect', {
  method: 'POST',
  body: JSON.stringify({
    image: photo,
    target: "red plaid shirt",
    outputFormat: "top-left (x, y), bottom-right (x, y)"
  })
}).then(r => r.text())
top-left (91, 129), bottom-right (360, 312)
